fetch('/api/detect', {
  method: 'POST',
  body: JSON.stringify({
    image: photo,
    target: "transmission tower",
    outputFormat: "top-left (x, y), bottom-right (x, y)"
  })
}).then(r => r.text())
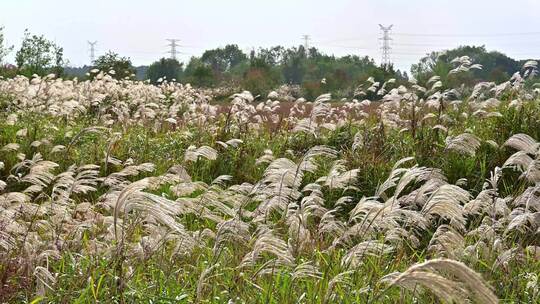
top-left (378, 24), bottom-right (393, 66)
top-left (166, 39), bottom-right (181, 60)
top-left (87, 41), bottom-right (97, 64)
top-left (301, 34), bottom-right (311, 49)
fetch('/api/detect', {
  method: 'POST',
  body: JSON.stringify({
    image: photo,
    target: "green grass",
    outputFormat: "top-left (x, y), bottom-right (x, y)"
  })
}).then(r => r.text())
top-left (1, 98), bottom-right (540, 303)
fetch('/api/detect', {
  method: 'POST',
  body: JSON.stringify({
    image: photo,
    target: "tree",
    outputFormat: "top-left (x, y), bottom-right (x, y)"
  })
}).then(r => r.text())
top-left (411, 46), bottom-right (521, 87)
top-left (281, 46), bottom-right (307, 84)
top-left (201, 44), bottom-right (247, 73)
top-left (0, 26), bottom-right (15, 78)
top-left (242, 49), bottom-right (282, 96)
top-left (15, 29), bottom-right (64, 77)
top-left (0, 26), bottom-right (13, 65)
top-left (92, 51), bottom-right (136, 80)
top-left (183, 57), bottom-right (215, 87)
top-left (200, 44), bottom-right (248, 83)
top-left (146, 58), bottom-right (183, 84)
top-left (181, 45), bottom-right (405, 98)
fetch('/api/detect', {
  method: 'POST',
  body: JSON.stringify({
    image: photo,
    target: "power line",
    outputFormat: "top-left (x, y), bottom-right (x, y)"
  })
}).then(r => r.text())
top-left (317, 44), bottom-right (374, 50)
top-left (316, 31), bottom-right (540, 46)
top-left (313, 35), bottom-right (379, 45)
top-left (393, 31), bottom-right (540, 37)
top-left (87, 41), bottom-right (97, 64)
top-left (166, 39), bottom-right (181, 60)
top-left (179, 45), bottom-right (204, 49)
top-left (379, 24), bottom-right (393, 66)
top-left (392, 42), bottom-right (457, 47)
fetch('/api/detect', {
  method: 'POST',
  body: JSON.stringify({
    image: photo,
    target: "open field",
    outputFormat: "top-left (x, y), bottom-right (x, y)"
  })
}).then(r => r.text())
top-left (1, 64), bottom-right (540, 303)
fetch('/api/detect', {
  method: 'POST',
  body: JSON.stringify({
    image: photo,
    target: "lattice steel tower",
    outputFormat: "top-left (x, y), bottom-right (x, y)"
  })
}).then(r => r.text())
top-left (378, 24), bottom-right (393, 66)
top-left (88, 41), bottom-right (97, 64)
top-left (301, 34), bottom-right (311, 49)
top-left (166, 39), bottom-right (181, 60)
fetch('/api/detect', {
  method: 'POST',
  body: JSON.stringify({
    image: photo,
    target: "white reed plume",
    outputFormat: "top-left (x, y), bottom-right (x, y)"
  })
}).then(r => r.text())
top-left (380, 258), bottom-right (498, 304)
top-left (445, 133), bottom-right (481, 156)
top-left (184, 145), bottom-right (218, 162)
top-left (422, 184), bottom-right (470, 230)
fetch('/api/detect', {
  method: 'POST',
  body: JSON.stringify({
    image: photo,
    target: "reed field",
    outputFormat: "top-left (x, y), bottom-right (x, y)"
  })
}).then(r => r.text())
top-left (1, 58), bottom-right (540, 303)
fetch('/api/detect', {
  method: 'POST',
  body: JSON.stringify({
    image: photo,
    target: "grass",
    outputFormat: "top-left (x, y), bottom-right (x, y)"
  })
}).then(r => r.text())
top-left (1, 73), bottom-right (540, 303)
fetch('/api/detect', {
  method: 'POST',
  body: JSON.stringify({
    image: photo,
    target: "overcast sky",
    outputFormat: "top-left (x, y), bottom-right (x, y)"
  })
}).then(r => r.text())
top-left (2, 0), bottom-right (540, 72)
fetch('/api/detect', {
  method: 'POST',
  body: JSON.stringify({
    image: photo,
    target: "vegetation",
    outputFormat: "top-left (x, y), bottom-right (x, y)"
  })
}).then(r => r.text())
top-left (4, 25), bottom-right (536, 102)
top-left (14, 30), bottom-right (64, 77)
top-left (146, 58), bottom-right (184, 84)
top-left (2, 25), bottom-right (538, 100)
top-left (411, 45), bottom-right (530, 87)
top-left (183, 45), bottom-right (406, 99)
top-left (0, 54), bottom-right (539, 303)
top-left (91, 51), bottom-right (136, 80)
top-left (0, 26), bottom-right (13, 65)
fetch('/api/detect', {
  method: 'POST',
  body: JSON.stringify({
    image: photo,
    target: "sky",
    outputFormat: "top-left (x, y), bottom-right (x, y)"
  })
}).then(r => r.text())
top-left (1, 0), bottom-right (540, 72)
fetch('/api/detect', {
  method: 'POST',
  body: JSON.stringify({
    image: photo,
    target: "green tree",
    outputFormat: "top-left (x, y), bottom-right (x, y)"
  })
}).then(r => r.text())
top-left (411, 46), bottom-right (521, 87)
top-left (201, 44), bottom-right (247, 73)
top-left (92, 51), bottom-right (136, 80)
top-left (0, 26), bottom-right (15, 78)
top-left (200, 44), bottom-right (248, 84)
top-left (181, 44), bottom-right (406, 98)
top-left (183, 57), bottom-right (216, 87)
top-left (242, 49), bottom-right (282, 96)
top-left (0, 26), bottom-right (13, 64)
top-left (146, 58), bottom-right (183, 84)
top-left (281, 46), bottom-right (307, 84)
top-left (15, 29), bottom-right (64, 77)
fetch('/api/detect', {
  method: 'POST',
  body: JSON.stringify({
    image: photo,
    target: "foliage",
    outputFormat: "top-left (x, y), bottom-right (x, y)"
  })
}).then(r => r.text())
top-left (183, 57), bottom-right (217, 87)
top-left (241, 52), bottom-right (282, 96)
top-left (1, 49), bottom-right (540, 304)
top-left (182, 45), bottom-right (406, 98)
top-left (0, 26), bottom-right (13, 65)
top-left (201, 44), bottom-right (247, 80)
top-left (411, 45), bottom-right (526, 87)
top-left (92, 51), bottom-right (136, 80)
top-left (146, 58), bottom-right (183, 84)
top-left (14, 29), bottom-right (64, 77)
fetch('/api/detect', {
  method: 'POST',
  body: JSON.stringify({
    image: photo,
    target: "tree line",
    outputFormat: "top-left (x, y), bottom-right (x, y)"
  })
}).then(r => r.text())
top-left (64, 44), bottom-right (406, 99)
top-left (1, 28), bottom-right (537, 100)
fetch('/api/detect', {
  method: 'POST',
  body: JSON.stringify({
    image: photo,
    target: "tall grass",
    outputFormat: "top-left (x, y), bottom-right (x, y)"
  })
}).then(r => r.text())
top-left (0, 63), bottom-right (539, 303)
